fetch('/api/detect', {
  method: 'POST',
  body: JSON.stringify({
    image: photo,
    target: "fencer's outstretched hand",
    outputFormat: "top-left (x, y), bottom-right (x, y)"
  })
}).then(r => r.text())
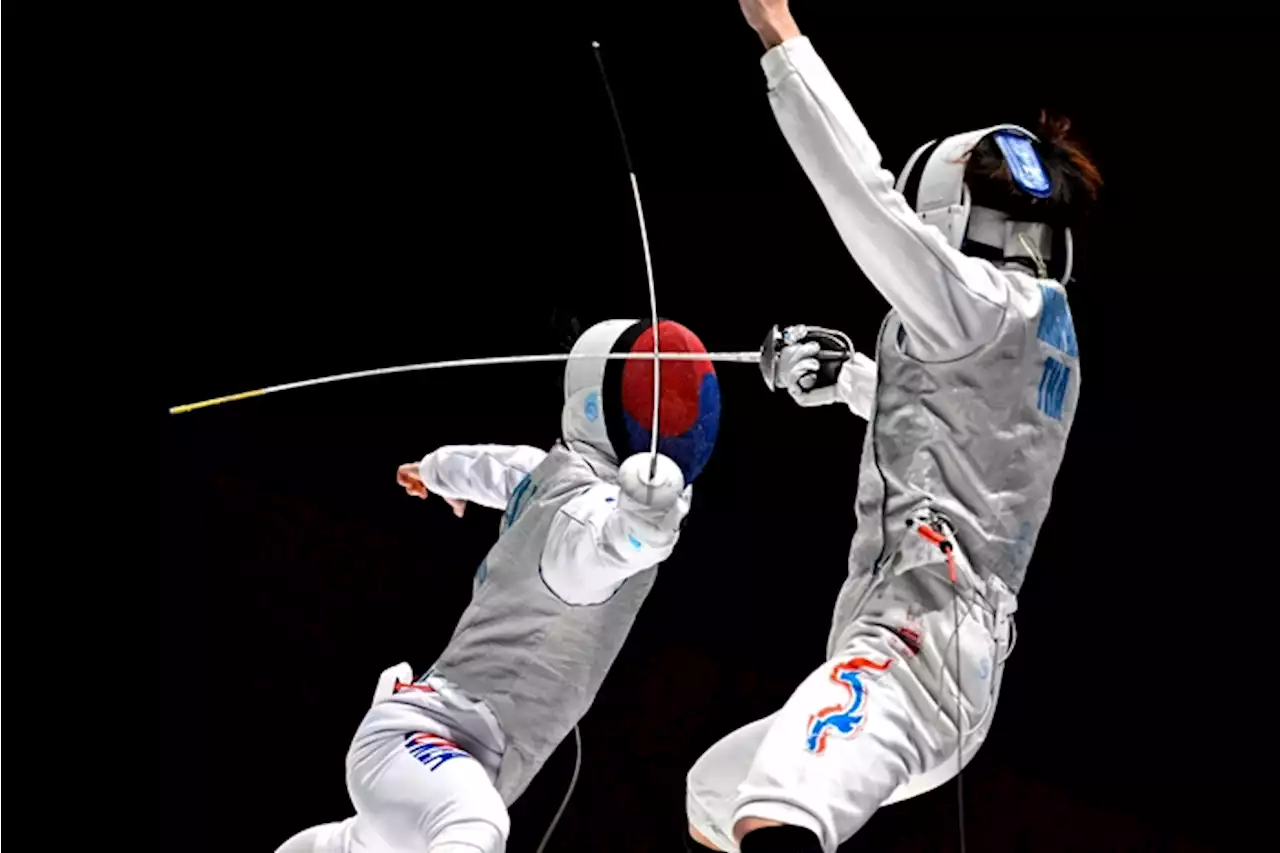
top-left (615, 452), bottom-right (692, 553)
top-left (617, 453), bottom-right (686, 512)
top-left (396, 462), bottom-right (466, 517)
top-left (778, 340), bottom-right (841, 407)
top-left (738, 0), bottom-right (800, 48)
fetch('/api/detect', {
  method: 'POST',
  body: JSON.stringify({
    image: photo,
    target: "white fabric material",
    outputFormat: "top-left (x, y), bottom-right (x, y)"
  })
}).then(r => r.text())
top-left (546, 476), bottom-right (688, 604)
top-left (762, 37), bottom-right (1012, 362)
top-left (373, 662), bottom-right (415, 706)
top-left (278, 678), bottom-right (511, 853)
top-left (419, 443), bottom-right (685, 605)
top-left (966, 205), bottom-right (1054, 263)
top-left (560, 317), bottom-right (635, 465)
top-left (687, 533), bottom-right (1016, 853)
top-left (275, 821), bottom-right (355, 853)
top-left (420, 445), bottom-right (548, 511)
top-left (276, 815), bottom-right (502, 853)
top-left (431, 841), bottom-right (499, 853)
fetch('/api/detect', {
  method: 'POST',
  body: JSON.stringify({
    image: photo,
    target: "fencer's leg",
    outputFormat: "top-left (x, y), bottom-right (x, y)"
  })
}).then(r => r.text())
top-left (346, 702), bottom-right (510, 853)
top-left (729, 523), bottom-right (1012, 852)
top-left (724, 647), bottom-right (922, 853)
top-left (684, 714), bottom-right (779, 852)
top-left (731, 624), bottom-right (1001, 848)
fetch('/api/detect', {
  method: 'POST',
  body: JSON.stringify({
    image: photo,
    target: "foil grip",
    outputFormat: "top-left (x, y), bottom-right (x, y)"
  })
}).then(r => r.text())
top-left (759, 324), bottom-right (852, 391)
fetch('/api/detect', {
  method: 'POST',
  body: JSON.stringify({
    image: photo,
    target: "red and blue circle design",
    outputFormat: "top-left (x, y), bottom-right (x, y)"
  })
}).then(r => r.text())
top-left (610, 320), bottom-right (720, 484)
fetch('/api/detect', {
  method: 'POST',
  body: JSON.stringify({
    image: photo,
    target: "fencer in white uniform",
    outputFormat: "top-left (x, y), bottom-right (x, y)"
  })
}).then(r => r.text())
top-left (685, 4), bottom-right (1102, 852)
top-left (276, 318), bottom-right (721, 853)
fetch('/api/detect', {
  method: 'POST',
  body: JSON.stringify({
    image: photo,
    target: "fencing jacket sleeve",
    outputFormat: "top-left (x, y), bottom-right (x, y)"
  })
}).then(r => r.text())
top-left (419, 444), bottom-right (548, 510)
top-left (763, 36), bottom-right (1010, 361)
top-left (542, 480), bottom-right (690, 605)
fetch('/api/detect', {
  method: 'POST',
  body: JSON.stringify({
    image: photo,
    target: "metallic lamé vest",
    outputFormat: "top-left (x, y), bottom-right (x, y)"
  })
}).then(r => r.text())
top-left (429, 443), bottom-right (657, 804)
top-left (829, 276), bottom-right (1080, 655)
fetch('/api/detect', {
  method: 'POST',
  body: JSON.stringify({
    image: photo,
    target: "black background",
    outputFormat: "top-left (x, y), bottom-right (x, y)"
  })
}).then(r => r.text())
top-left (157, 8), bottom-right (1267, 852)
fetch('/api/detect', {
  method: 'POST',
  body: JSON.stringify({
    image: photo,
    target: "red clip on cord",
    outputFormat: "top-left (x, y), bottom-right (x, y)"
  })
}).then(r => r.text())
top-left (916, 524), bottom-right (958, 583)
top-left (393, 681), bottom-right (435, 694)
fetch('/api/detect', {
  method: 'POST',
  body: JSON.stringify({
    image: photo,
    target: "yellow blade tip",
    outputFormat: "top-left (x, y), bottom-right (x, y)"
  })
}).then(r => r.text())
top-left (169, 388), bottom-right (267, 414)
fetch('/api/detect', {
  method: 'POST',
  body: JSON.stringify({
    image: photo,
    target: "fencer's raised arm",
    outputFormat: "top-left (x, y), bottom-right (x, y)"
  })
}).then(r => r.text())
top-left (419, 444), bottom-right (549, 511)
top-left (760, 37), bottom-right (1008, 360)
top-left (541, 472), bottom-right (690, 606)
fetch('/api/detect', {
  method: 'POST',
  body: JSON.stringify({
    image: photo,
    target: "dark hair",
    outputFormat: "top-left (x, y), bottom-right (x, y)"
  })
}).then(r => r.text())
top-left (964, 111), bottom-right (1103, 228)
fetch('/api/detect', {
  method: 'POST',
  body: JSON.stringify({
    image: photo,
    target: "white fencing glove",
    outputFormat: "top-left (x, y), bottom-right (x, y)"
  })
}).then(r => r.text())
top-left (778, 340), bottom-right (845, 407)
top-left (617, 452), bottom-right (685, 512)
top-left (615, 451), bottom-right (692, 551)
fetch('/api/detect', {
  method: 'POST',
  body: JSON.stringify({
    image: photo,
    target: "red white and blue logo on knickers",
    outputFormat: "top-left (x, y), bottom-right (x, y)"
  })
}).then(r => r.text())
top-left (805, 657), bottom-right (893, 754)
top-left (403, 732), bottom-right (469, 771)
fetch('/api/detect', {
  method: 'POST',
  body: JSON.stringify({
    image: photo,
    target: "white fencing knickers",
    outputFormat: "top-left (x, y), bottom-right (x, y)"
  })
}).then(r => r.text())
top-left (686, 526), bottom-right (1017, 853)
top-left (275, 675), bottom-right (511, 853)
